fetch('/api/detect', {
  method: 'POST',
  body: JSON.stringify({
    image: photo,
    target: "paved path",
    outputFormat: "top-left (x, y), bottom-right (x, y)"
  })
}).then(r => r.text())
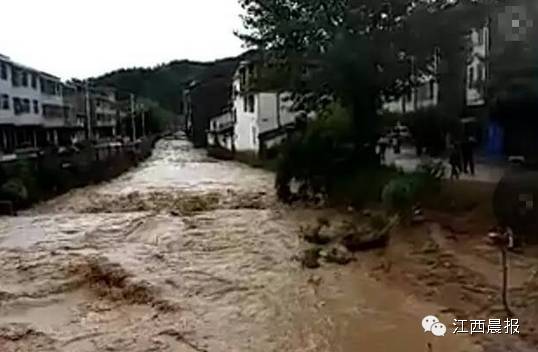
top-left (384, 147), bottom-right (508, 184)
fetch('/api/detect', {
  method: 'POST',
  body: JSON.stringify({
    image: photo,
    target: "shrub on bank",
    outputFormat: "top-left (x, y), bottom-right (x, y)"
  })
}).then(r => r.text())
top-left (0, 178), bottom-right (28, 205)
top-left (382, 161), bottom-right (444, 215)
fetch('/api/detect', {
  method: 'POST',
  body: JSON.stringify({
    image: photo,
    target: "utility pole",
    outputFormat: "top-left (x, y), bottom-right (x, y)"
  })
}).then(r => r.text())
top-left (411, 55), bottom-right (418, 111)
top-left (85, 81), bottom-right (92, 141)
top-left (130, 93), bottom-right (136, 142)
top-left (141, 108), bottom-right (146, 137)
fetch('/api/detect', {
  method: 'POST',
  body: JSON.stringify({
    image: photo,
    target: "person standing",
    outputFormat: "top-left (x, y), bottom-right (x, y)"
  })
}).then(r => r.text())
top-left (462, 136), bottom-right (476, 176)
top-left (377, 135), bottom-right (389, 163)
top-left (449, 143), bottom-right (462, 180)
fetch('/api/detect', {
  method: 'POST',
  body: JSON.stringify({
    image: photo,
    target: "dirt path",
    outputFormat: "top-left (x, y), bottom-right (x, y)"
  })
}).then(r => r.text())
top-left (0, 137), bottom-right (526, 351)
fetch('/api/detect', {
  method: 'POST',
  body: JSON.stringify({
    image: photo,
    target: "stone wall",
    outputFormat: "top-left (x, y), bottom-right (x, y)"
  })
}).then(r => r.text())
top-left (0, 135), bottom-right (159, 213)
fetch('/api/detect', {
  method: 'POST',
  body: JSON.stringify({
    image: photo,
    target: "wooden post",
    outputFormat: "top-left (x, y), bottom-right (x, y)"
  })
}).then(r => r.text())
top-left (501, 246), bottom-right (514, 317)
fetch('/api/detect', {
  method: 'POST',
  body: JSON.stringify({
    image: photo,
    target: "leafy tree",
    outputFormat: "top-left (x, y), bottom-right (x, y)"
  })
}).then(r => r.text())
top-left (238, 0), bottom-right (497, 202)
top-left (238, 0), bottom-right (495, 141)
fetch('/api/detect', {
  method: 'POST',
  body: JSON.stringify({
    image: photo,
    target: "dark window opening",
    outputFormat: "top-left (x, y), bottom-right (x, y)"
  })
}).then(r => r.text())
top-left (0, 63), bottom-right (7, 80)
top-left (1, 94), bottom-right (9, 110)
top-left (31, 74), bottom-right (37, 89)
top-left (21, 72), bottom-right (28, 87)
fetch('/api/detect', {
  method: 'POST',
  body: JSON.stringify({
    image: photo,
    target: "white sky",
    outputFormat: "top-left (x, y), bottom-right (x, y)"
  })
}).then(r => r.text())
top-left (0, 0), bottom-right (246, 80)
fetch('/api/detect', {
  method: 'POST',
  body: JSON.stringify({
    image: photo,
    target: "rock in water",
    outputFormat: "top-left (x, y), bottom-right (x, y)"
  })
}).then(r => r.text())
top-left (324, 245), bottom-right (354, 265)
top-left (301, 248), bottom-right (321, 269)
top-left (341, 216), bottom-right (398, 252)
top-left (342, 231), bottom-right (389, 252)
top-left (302, 222), bottom-right (333, 245)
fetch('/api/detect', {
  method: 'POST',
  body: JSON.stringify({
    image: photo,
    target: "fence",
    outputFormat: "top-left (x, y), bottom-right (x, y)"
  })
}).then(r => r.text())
top-left (0, 135), bottom-right (159, 213)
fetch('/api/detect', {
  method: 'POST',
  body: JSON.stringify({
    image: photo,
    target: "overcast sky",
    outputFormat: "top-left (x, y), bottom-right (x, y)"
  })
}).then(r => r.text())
top-left (0, 0), bottom-right (246, 80)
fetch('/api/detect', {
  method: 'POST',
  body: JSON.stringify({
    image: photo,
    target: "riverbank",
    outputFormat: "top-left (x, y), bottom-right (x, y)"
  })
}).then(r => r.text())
top-left (222, 147), bottom-right (538, 350)
top-left (1, 137), bottom-right (536, 351)
top-left (0, 135), bottom-right (160, 213)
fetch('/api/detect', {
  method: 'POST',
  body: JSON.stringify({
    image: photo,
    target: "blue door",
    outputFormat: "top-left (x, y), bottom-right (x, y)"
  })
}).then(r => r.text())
top-left (485, 120), bottom-right (504, 156)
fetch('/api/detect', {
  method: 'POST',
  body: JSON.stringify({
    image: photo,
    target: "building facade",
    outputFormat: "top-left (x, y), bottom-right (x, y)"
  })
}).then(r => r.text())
top-left (0, 54), bottom-right (73, 154)
top-left (0, 53), bottom-right (133, 157)
top-left (465, 24), bottom-right (489, 108)
top-left (232, 60), bottom-right (302, 154)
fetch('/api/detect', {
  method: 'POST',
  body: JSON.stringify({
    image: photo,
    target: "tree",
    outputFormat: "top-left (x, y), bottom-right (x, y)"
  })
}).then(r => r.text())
top-left (238, 0), bottom-right (498, 202)
top-left (238, 0), bottom-right (495, 140)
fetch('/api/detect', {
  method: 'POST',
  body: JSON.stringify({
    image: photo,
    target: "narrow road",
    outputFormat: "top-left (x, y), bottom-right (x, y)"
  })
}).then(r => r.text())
top-left (0, 136), bottom-right (484, 352)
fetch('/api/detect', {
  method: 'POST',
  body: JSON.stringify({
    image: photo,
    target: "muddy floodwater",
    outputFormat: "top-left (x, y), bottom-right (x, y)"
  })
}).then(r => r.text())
top-left (0, 137), bottom-right (485, 352)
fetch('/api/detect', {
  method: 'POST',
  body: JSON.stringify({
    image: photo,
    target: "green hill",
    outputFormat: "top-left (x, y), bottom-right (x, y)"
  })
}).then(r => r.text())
top-left (91, 60), bottom-right (211, 114)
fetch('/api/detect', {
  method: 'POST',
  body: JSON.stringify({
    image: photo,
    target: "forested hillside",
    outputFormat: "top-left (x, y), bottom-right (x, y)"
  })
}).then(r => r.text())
top-left (91, 56), bottom-right (247, 115)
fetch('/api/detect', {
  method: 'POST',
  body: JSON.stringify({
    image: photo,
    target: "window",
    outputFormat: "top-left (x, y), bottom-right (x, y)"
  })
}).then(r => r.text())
top-left (240, 68), bottom-right (246, 89)
top-left (21, 71), bottom-right (28, 87)
top-left (1, 94), bottom-right (9, 110)
top-left (477, 29), bottom-right (483, 45)
top-left (33, 100), bottom-right (39, 114)
top-left (11, 68), bottom-right (20, 87)
top-left (247, 95), bottom-right (255, 113)
top-left (22, 98), bottom-right (30, 113)
top-left (429, 80), bottom-right (435, 99)
top-left (477, 63), bottom-right (485, 81)
top-left (13, 97), bottom-right (22, 115)
top-left (31, 74), bottom-right (37, 89)
top-left (0, 62), bottom-right (7, 80)
top-left (468, 67), bottom-right (475, 88)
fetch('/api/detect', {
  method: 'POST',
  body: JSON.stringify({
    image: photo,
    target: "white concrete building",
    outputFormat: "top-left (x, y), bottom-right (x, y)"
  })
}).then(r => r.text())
top-left (0, 53), bottom-right (77, 152)
top-left (207, 111), bottom-right (235, 151)
top-left (382, 50), bottom-right (440, 115)
top-left (465, 23), bottom-right (489, 107)
top-left (232, 61), bottom-right (302, 154)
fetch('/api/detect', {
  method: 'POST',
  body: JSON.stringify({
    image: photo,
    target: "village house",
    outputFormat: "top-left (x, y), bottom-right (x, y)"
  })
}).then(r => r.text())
top-left (183, 57), bottom-right (240, 149)
top-left (0, 53), bottom-right (75, 155)
top-left (230, 60), bottom-right (304, 156)
top-left (0, 53), bottom-right (133, 159)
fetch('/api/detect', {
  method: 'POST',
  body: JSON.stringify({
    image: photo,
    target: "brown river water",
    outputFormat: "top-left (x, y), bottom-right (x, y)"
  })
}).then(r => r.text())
top-left (0, 136), bottom-right (486, 352)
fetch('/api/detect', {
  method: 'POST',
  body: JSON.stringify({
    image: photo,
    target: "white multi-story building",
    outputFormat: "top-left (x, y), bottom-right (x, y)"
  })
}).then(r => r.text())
top-left (382, 51), bottom-right (440, 115)
top-left (465, 22), bottom-right (490, 107)
top-left (230, 60), bottom-right (303, 154)
top-left (0, 53), bottom-right (75, 153)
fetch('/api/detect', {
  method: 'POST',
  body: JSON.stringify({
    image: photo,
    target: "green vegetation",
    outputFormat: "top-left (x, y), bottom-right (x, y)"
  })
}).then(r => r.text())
top-left (92, 60), bottom-right (209, 114)
top-left (237, 0), bottom-right (496, 212)
top-left (0, 138), bottom-right (157, 211)
top-left (91, 57), bottom-right (245, 131)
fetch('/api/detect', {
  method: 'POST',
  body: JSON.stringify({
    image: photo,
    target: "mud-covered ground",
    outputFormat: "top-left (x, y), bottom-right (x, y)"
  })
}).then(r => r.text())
top-left (0, 137), bottom-right (536, 352)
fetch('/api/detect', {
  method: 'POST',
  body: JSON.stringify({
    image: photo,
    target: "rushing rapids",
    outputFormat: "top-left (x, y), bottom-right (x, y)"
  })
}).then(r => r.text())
top-left (0, 136), bottom-right (492, 352)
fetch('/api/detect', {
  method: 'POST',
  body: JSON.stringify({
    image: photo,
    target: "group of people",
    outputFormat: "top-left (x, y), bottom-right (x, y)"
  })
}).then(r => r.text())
top-left (448, 136), bottom-right (477, 180)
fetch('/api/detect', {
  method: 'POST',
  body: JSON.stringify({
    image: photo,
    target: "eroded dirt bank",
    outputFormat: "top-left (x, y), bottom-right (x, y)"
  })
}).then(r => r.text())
top-left (0, 137), bottom-right (534, 351)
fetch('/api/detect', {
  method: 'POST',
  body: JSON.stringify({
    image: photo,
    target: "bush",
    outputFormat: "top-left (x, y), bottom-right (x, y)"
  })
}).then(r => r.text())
top-left (382, 177), bottom-right (415, 214)
top-left (382, 164), bottom-right (443, 215)
top-left (416, 160), bottom-right (446, 181)
top-left (328, 166), bottom-right (400, 207)
top-left (276, 102), bottom-right (369, 203)
top-left (0, 178), bottom-right (28, 204)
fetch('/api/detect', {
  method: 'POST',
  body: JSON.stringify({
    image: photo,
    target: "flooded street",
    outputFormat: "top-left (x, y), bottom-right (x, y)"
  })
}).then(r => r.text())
top-left (0, 137), bottom-right (490, 351)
